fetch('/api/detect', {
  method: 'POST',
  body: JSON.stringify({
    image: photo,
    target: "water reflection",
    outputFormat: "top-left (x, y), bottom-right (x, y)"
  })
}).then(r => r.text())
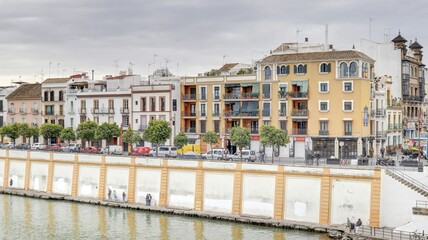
top-left (0, 195), bottom-right (328, 240)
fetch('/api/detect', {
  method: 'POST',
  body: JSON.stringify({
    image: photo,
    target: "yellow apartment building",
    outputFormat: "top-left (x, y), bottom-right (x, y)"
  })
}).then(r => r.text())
top-left (181, 49), bottom-right (375, 159)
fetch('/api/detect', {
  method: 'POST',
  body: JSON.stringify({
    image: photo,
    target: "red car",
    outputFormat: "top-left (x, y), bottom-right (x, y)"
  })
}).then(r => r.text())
top-left (130, 146), bottom-right (151, 156)
top-left (45, 144), bottom-right (62, 151)
top-left (81, 147), bottom-right (101, 154)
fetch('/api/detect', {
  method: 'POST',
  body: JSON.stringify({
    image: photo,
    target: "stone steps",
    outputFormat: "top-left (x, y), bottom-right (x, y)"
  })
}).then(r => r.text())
top-left (386, 170), bottom-right (428, 198)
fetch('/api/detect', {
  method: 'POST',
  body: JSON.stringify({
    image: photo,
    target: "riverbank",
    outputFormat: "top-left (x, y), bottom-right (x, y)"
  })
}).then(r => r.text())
top-left (0, 188), bottom-right (384, 240)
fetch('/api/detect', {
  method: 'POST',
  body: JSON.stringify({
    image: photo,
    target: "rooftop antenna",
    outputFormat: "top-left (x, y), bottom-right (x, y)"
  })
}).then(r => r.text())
top-left (153, 54), bottom-right (158, 73)
top-left (384, 28), bottom-right (392, 42)
top-left (40, 69), bottom-right (45, 81)
top-left (296, 29), bottom-right (302, 52)
top-left (113, 60), bottom-right (119, 75)
top-left (164, 58), bottom-right (169, 71)
top-left (223, 55), bottom-right (228, 65)
top-left (129, 62), bottom-right (134, 75)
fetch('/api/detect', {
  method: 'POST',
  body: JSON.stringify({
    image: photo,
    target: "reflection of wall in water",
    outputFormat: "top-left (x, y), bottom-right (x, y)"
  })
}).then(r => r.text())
top-left (29, 162), bottom-right (49, 192)
top-left (0, 160), bottom-right (4, 187)
top-left (53, 163), bottom-right (73, 195)
top-left (105, 167), bottom-right (129, 201)
top-left (8, 160), bottom-right (26, 188)
top-left (135, 169), bottom-right (161, 205)
top-left (78, 165), bottom-right (100, 198)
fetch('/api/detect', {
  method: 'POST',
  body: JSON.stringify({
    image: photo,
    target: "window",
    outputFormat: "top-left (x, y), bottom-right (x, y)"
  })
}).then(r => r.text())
top-left (200, 104), bottom-right (206, 117)
top-left (262, 103), bottom-right (270, 116)
top-left (160, 97), bottom-right (165, 111)
top-left (135, 101), bottom-right (138, 105)
top-left (200, 120), bottom-right (206, 133)
top-left (279, 120), bottom-right (287, 131)
top-left (319, 101), bottom-right (329, 112)
top-left (264, 66), bottom-right (272, 80)
top-left (59, 105), bottom-right (63, 115)
top-left (142, 98), bottom-right (147, 112)
top-left (362, 62), bottom-right (369, 78)
top-left (81, 100), bottom-right (86, 109)
top-left (294, 64), bottom-right (307, 74)
top-left (44, 91), bottom-right (49, 101)
top-left (263, 120), bottom-right (271, 125)
top-left (70, 118), bottom-right (74, 128)
top-left (172, 99), bottom-right (177, 111)
top-left (213, 103), bottom-right (220, 116)
top-left (80, 116), bottom-right (86, 123)
top-left (343, 101), bottom-right (353, 112)
top-left (150, 97), bottom-right (156, 111)
top-left (319, 82), bottom-right (329, 93)
top-left (279, 65), bottom-right (289, 74)
top-left (109, 99), bottom-right (114, 110)
top-left (122, 116), bottom-right (129, 126)
top-left (214, 86), bottom-right (220, 100)
top-left (214, 120), bottom-right (220, 133)
top-left (262, 84), bottom-right (271, 98)
top-left (94, 100), bottom-right (99, 110)
top-left (108, 116), bottom-right (114, 123)
top-left (344, 121), bottom-right (352, 135)
top-left (339, 62), bottom-right (348, 77)
top-left (200, 87), bottom-right (206, 100)
top-left (94, 116), bottom-right (99, 124)
top-left (320, 63), bottom-right (331, 73)
top-left (45, 105), bottom-right (54, 115)
top-left (349, 62), bottom-right (358, 77)
top-left (50, 91), bottom-right (54, 101)
top-left (320, 121), bottom-right (328, 133)
top-left (343, 81), bottom-right (353, 92)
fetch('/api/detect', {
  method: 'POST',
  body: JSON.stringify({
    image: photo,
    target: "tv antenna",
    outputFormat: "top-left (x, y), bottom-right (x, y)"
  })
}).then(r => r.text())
top-left (113, 60), bottom-right (119, 75)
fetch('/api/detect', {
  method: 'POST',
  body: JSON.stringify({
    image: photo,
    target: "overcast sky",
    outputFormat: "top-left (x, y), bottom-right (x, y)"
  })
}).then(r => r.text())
top-left (0, 0), bottom-right (426, 84)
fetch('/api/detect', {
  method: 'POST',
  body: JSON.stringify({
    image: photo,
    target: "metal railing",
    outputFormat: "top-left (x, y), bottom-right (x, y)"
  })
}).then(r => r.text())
top-left (182, 94), bottom-right (196, 100)
top-left (358, 225), bottom-right (427, 240)
top-left (384, 162), bottom-right (428, 194)
top-left (290, 109), bottom-right (308, 117)
top-left (416, 200), bottom-right (428, 209)
top-left (289, 91), bottom-right (308, 98)
top-left (278, 110), bottom-right (287, 117)
top-left (120, 107), bottom-right (130, 114)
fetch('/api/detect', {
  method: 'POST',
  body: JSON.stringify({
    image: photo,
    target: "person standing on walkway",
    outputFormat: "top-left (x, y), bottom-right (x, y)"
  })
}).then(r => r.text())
top-left (122, 191), bottom-right (126, 203)
top-left (145, 194), bottom-right (150, 206)
top-left (108, 188), bottom-right (112, 200)
top-left (113, 190), bottom-right (118, 202)
top-left (356, 218), bottom-right (362, 233)
top-left (9, 179), bottom-right (13, 187)
top-left (148, 194), bottom-right (152, 206)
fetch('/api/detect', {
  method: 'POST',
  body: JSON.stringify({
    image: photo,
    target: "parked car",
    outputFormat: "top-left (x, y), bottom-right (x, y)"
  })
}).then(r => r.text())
top-left (81, 146), bottom-right (101, 154)
top-left (129, 146), bottom-right (151, 156)
top-left (201, 148), bottom-right (228, 160)
top-left (45, 144), bottom-right (62, 151)
top-left (228, 150), bottom-right (257, 162)
top-left (100, 145), bottom-right (123, 155)
top-left (61, 143), bottom-right (82, 152)
top-left (31, 143), bottom-right (47, 150)
top-left (177, 152), bottom-right (200, 160)
top-left (376, 157), bottom-right (395, 166)
top-left (2, 142), bottom-right (15, 149)
top-left (150, 146), bottom-right (178, 158)
top-left (15, 143), bottom-right (30, 150)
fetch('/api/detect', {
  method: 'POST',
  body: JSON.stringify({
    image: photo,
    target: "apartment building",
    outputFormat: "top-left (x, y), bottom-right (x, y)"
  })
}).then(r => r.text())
top-left (41, 77), bottom-right (70, 127)
top-left (0, 86), bottom-right (18, 127)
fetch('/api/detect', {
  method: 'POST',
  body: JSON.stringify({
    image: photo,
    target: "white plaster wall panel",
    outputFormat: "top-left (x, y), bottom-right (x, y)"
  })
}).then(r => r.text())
top-left (135, 169), bottom-right (161, 205)
top-left (0, 149), bottom-right (6, 157)
top-left (203, 172), bottom-right (234, 214)
top-left (0, 160), bottom-right (4, 187)
top-left (78, 154), bottom-right (102, 164)
top-left (330, 169), bottom-right (374, 177)
top-left (242, 174), bottom-right (275, 218)
top-left (9, 150), bottom-right (27, 159)
top-left (105, 167), bottom-right (129, 202)
top-left (380, 170), bottom-right (427, 228)
top-left (284, 167), bottom-right (324, 174)
top-left (29, 162), bottom-right (49, 191)
top-left (203, 162), bottom-right (236, 170)
top-left (135, 158), bottom-right (162, 166)
top-left (285, 177), bottom-right (321, 223)
top-left (167, 160), bottom-right (198, 168)
top-left (168, 170), bottom-right (196, 209)
top-left (78, 165), bottom-right (100, 198)
top-left (241, 164), bottom-right (278, 172)
top-left (330, 179), bottom-right (371, 225)
top-left (52, 163), bottom-right (73, 195)
top-left (105, 156), bottom-right (131, 165)
top-left (30, 151), bottom-right (50, 160)
top-left (53, 153), bottom-right (75, 161)
top-left (8, 160), bottom-right (26, 188)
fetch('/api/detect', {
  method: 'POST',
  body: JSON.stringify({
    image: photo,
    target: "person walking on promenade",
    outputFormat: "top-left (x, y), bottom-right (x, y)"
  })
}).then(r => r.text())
top-left (108, 188), bottom-right (112, 200)
top-left (145, 194), bottom-right (150, 206)
top-left (148, 194), bottom-right (153, 205)
top-left (122, 191), bottom-right (126, 203)
top-left (356, 218), bottom-right (362, 233)
top-left (113, 190), bottom-right (118, 202)
top-left (9, 179), bottom-right (13, 187)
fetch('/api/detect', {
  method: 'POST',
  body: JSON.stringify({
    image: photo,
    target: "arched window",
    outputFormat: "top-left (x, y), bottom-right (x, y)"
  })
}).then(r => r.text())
top-left (362, 62), bottom-right (368, 78)
top-left (339, 62), bottom-right (348, 77)
top-left (320, 63), bottom-right (330, 73)
top-left (264, 66), bottom-right (271, 80)
top-left (297, 64), bottom-right (304, 73)
top-left (280, 65), bottom-right (287, 74)
top-left (349, 62), bottom-right (358, 77)
top-left (411, 66), bottom-right (414, 77)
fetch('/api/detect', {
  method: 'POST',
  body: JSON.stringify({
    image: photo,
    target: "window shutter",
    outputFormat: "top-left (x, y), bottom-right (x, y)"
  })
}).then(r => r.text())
top-left (286, 66), bottom-right (290, 74)
top-left (277, 66), bottom-right (280, 74)
top-left (327, 63), bottom-right (331, 72)
top-left (293, 65), bottom-right (297, 73)
top-left (303, 64), bottom-right (307, 73)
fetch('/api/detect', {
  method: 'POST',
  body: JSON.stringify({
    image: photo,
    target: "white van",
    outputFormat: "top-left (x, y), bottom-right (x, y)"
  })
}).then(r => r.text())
top-left (100, 145), bottom-right (123, 155)
top-left (201, 149), bottom-right (228, 160)
top-left (229, 150), bottom-right (257, 162)
top-left (151, 146), bottom-right (178, 158)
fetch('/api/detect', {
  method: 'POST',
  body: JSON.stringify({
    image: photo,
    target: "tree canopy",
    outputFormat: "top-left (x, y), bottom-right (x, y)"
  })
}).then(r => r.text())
top-left (1, 123), bottom-right (20, 144)
top-left (203, 131), bottom-right (218, 159)
top-left (123, 129), bottom-right (142, 151)
top-left (60, 127), bottom-right (76, 144)
top-left (76, 121), bottom-right (98, 147)
top-left (230, 127), bottom-right (251, 162)
top-left (260, 125), bottom-right (289, 163)
top-left (174, 132), bottom-right (188, 155)
top-left (40, 123), bottom-right (63, 145)
top-left (95, 122), bottom-right (121, 153)
top-left (142, 120), bottom-right (171, 157)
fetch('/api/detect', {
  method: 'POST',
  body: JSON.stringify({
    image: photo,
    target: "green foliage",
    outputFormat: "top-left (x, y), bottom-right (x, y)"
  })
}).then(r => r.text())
top-left (1, 123), bottom-right (20, 143)
top-left (17, 123), bottom-right (31, 143)
top-left (40, 123), bottom-right (64, 145)
top-left (60, 127), bottom-right (76, 143)
top-left (142, 120), bottom-right (172, 157)
top-left (237, 68), bottom-right (253, 75)
top-left (174, 132), bottom-right (188, 154)
top-left (123, 129), bottom-right (142, 151)
top-left (28, 126), bottom-right (40, 144)
top-left (203, 131), bottom-right (218, 159)
top-left (204, 69), bottom-right (221, 76)
top-left (230, 127), bottom-right (251, 162)
top-left (95, 123), bottom-right (121, 153)
top-left (260, 125), bottom-right (289, 163)
top-left (76, 121), bottom-right (98, 146)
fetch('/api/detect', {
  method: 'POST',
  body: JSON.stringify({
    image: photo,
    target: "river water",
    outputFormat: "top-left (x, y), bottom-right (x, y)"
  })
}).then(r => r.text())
top-left (0, 194), bottom-right (329, 240)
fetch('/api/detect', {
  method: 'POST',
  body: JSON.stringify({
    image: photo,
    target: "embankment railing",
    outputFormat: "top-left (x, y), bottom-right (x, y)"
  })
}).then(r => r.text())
top-left (359, 225), bottom-right (427, 240)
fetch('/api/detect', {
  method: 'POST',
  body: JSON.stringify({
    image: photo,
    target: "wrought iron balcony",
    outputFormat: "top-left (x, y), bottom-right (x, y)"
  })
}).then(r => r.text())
top-left (182, 94), bottom-right (196, 101)
top-left (182, 111), bottom-right (197, 117)
top-left (19, 108), bottom-right (27, 115)
top-left (292, 128), bottom-right (307, 135)
top-left (289, 91), bottom-right (308, 99)
top-left (290, 109), bottom-right (308, 117)
top-left (223, 110), bottom-right (259, 118)
top-left (78, 108), bottom-right (87, 115)
top-left (120, 107), bottom-right (130, 114)
top-left (278, 109), bottom-right (287, 117)
top-left (31, 108), bottom-right (39, 115)
top-left (319, 130), bottom-right (329, 135)
top-left (185, 127), bottom-right (196, 133)
top-left (278, 91), bottom-right (288, 100)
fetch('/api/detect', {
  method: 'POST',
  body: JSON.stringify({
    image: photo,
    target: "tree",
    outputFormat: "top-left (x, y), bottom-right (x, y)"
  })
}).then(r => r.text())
top-left (76, 121), bottom-right (98, 147)
top-left (60, 127), bottom-right (76, 145)
top-left (123, 129), bottom-right (142, 152)
top-left (40, 123), bottom-right (63, 145)
top-left (95, 122), bottom-right (121, 154)
top-left (17, 123), bottom-right (30, 143)
top-left (230, 127), bottom-right (251, 162)
top-left (28, 126), bottom-right (40, 144)
top-left (174, 132), bottom-right (188, 155)
top-left (142, 120), bottom-right (171, 157)
top-left (204, 69), bottom-right (221, 76)
top-left (260, 125), bottom-right (289, 163)
top-left (237, 68), bottom-right (253, 75)
top-left (1, 124), bottom-right (20, 144)
top-left (203, 131), bottom-right (218, 160)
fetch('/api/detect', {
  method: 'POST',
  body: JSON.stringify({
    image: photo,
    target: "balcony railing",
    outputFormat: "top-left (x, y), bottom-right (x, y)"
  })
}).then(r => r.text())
top-left (200, 112), bottom-right (206, 117)
top-left (319, 130), bottom-right (329, 135)
top-left (251, 128), bottom-right (259, 134)
top-left (8, 108), bottom-right (15, 114)
top-left (78, 108), bottom-right (87, 114)
top-left (224, 93), bottom-right (259, 100)
top-left (199, 94), bottom-right (207, 101)
top-left (182, 111), bottom-right (197, 117)
top-left (278, 109), bottom-right (287, 117)
top-left (376, 131), bottom-right (386, 138)
top-left (292, 128), bottom-right (307, 135)
top-left (387, 99), bottom-right (401, 107)
top-left (120, 107), bottom-right (130, 114)
top-left (19, 108), bottom-right (27, 114)
top-left (262, 93), bottom-right (271, 99)
top-left (185, 128), bottom-right (196, 133)
top-left (290, 109), bottom-right (308, 117)
top-left (31, 108), bottom-right (39, 114)
top-left (223, 110), bottom-right (259, 118)
top-left (262, 110), bottom-right (270, 117)
top-left (212, 112), bottom-right (220, 117)
top-left (92, 108), bottom-right (115, 114)
top-left (289, 91), bottom-right (308, 98)
top-left (182, 94), bottom-right (196, 100)
top-left (371, 109), bottom-right (386, 117)
top-left (402, 73), bottom-right (410, 81)
top-left (138, 124), bottom-right (147, 131)
top-left (278, 91), bottom-right (288, 100)
top-left (344, 131), bottom-right (352, 136)
top-left (121, 123), bottom-right (130, 128)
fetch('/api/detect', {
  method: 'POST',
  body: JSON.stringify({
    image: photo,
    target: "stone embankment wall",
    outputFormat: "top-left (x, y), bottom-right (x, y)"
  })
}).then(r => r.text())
top-left (0, 149), bottom-right (381, 227)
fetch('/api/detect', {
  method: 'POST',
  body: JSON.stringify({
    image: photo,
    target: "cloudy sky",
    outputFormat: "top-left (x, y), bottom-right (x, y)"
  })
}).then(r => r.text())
top-left (0, 0), bottom-right (426, 84)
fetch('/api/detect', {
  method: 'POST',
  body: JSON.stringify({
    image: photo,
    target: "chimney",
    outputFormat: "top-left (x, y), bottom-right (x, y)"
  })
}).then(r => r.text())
top-left (305, 37), bottom-right (308, 42)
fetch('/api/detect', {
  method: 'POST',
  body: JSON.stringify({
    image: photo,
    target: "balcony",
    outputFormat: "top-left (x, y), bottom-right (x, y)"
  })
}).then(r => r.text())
top-left (224, 93), bottom-right (259, 100)
top-left (78, 108), bottom-right (87, 115)
top-left (278, 109), bottom-right (287, 117)
top-left (31, 108), bottom-right (39, 115)
top-left (262, 93), bottom-right (271, 99)
top-left (92, 108), bottom-right (115, 114)
top-left (182, 111), bottom-right (197, 118)
top-left (8, 108), bottom-right (15, 114)
top-left (121, 123), bottom-right (130, 129)
top-left (289, 91), bottom-right (308, 99)
top-left (262, 110), bottom-right (270, 117)
top-left (319, 130), bottom-right (329, 135)
top-left (120, 107), bottom-right (130, 115)
top-left (387, 99), bottom-right (401, 107)
top-left (223, 110), bottom-right (259, 118)
top-left (199, 94), bottom-right (207, 101)
top-left (185, 127), bottom-right (196, 133)
top-left (371, 108), bottom-right (386, 118)
top-left (182, 94), bottom-right (196, 101)
top-left (19, 108), bottom-right (27, 115)
top-left (250, 128), bottom-right (259, 134)
top-left (138, 124), bottom-right (147, 131)
top-left (212, 112), bottom-right (220, 117)
top-left (292, 128), bottom-right (307, 135)
top-left (402, 73), bottom-right (410, 81)
top-left (45, 111), bottom-right (55, 116)
top-left (376, 131), bottom-right (386, 138)
top-left (200, 112), bottom-right (206, 117)
top-left (290, 109), bottom-right (308, 117)
top-left (278, 91), bottom-right (288, 100)
top-left (344, 131), bottom-right (352, 136)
